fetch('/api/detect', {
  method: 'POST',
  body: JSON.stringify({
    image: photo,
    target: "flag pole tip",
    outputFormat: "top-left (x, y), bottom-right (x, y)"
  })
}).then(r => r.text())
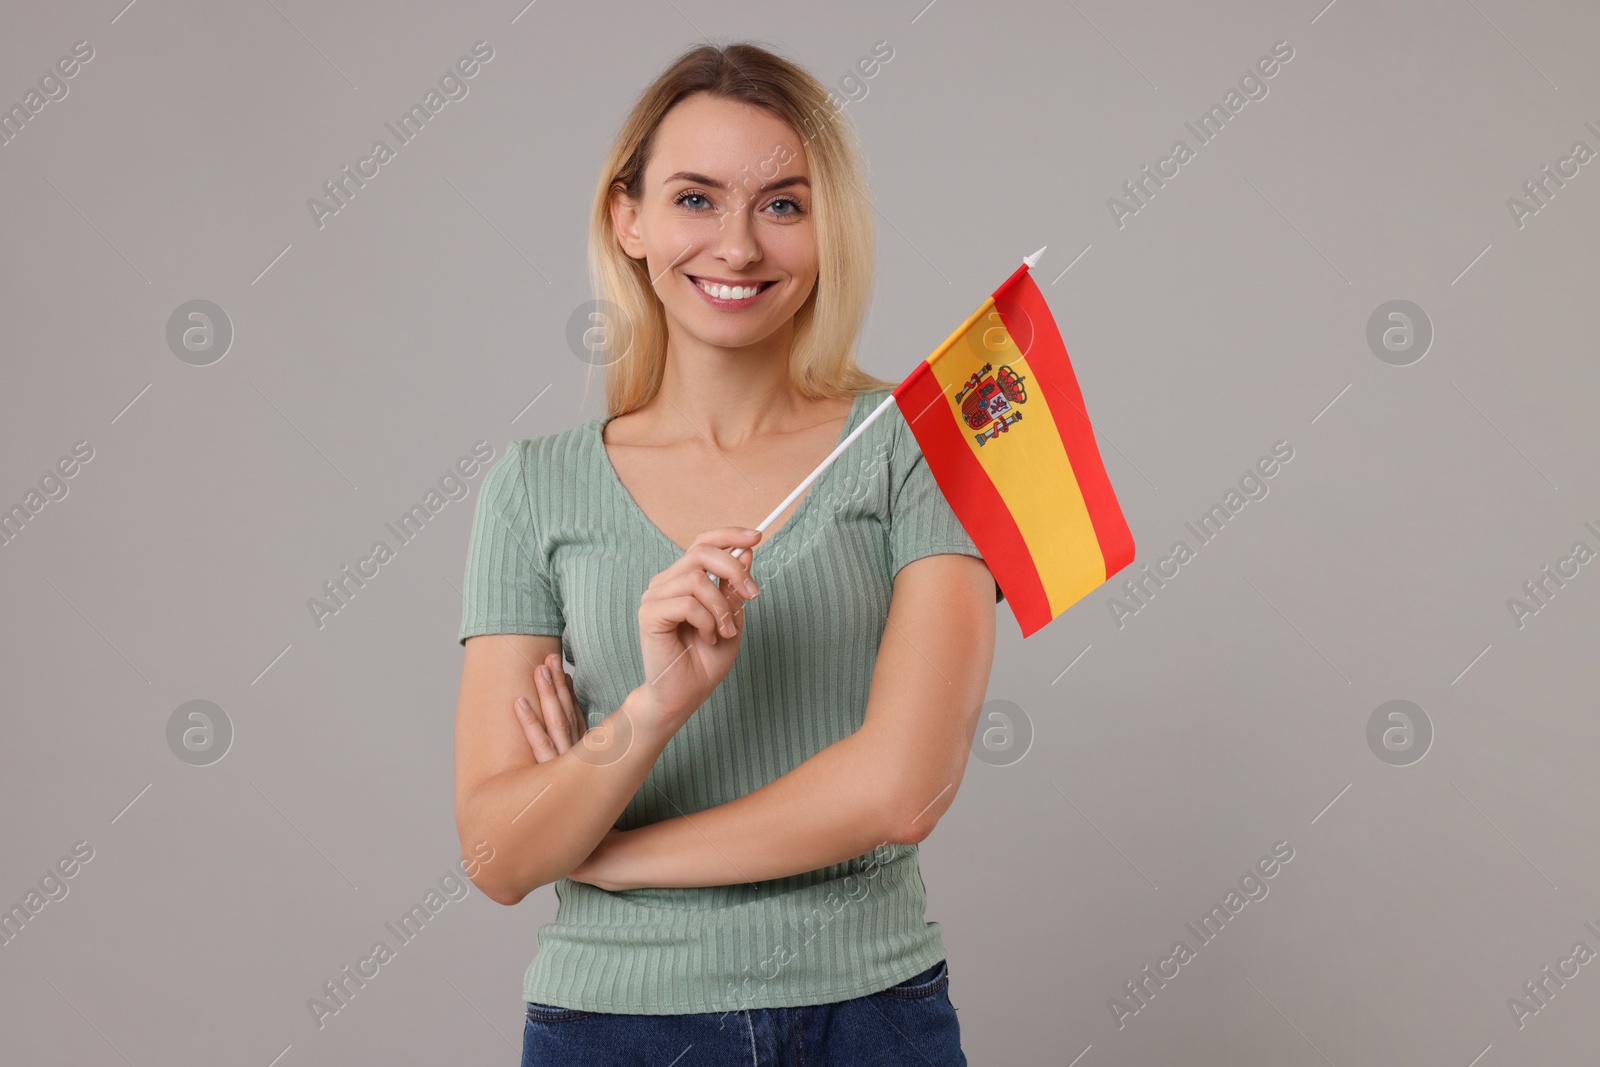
top-left (1023, 246), bottom-right (1047, 269)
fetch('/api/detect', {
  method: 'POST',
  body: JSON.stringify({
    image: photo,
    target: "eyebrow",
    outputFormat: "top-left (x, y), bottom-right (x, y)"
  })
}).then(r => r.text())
top-left (662, 170), bottom-right (811, 192)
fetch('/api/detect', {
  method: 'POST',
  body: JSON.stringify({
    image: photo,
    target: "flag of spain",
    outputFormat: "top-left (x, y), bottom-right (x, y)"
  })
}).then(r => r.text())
top-left (891, 255), bottom-right (1135, 638)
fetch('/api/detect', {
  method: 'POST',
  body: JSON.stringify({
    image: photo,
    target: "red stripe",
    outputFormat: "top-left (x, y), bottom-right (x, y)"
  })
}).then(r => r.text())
top-left (993, 271), bottom-right (1136, 578)
top-left (893, 365), bottom-right (1055, 635)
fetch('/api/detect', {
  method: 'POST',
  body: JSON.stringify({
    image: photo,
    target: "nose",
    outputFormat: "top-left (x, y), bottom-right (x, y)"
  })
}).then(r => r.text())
top-left (712, 198), bottom-right (761, 271)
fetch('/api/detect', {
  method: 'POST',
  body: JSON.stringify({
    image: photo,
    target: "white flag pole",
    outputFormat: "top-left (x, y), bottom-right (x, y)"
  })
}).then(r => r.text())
top-left (729, 393), bottom-right (898, 561)
top-left (728, 246), bottom-right (1047, 563)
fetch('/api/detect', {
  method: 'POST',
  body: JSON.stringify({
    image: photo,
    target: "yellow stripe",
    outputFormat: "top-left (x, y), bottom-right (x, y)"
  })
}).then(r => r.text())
top-left (926, 305), bottom-right (1108, 612)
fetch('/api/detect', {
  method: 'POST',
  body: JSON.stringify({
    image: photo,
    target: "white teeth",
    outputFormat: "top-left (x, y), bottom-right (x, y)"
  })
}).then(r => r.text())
top-left (694, 277), bottom-right (764, 300)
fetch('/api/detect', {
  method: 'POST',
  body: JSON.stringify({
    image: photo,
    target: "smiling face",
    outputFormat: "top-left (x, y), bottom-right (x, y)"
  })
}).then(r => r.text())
top-left (611, 92), bottom-right (817, 353)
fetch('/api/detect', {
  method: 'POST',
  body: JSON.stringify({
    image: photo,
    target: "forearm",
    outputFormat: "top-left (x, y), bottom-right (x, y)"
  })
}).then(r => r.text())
top-left (606, 727), bottom-right (904, 890)
top-left (461, 685), bottom-right (672, 904)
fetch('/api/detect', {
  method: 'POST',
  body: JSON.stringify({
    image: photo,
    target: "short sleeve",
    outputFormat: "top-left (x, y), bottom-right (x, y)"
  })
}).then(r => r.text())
top-left (457, 439), bottom-right (566, 645)
top-left (887, 409), bottom-right (1006, 604)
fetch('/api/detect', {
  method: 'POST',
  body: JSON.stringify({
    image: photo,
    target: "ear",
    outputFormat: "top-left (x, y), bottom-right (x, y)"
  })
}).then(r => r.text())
top-left (609, 185), bottom-right (645, 260)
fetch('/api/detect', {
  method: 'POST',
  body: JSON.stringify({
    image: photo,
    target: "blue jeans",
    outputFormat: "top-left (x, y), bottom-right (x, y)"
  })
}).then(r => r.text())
top-left (520, 959), bottom-right (966, 1065)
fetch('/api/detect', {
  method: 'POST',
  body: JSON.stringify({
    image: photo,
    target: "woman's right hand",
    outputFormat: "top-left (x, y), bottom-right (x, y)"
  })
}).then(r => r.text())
top-left (633, 526), bottom-right (763, 733)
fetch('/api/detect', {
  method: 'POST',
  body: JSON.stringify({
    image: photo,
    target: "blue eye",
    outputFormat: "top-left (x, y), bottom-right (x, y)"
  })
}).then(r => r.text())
top-left (671, 190), bottom-right (807, 218)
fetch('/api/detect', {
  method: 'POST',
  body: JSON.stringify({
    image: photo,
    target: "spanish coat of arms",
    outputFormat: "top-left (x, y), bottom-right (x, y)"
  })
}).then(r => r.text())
top-left (954, 363), bottom-right (1027, 446)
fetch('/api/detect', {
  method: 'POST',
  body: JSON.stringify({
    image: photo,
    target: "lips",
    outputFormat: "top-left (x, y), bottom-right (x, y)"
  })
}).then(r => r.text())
top-left (683, 273), bottom-right (780, 310)
top-left (688, 275), bottom-right (776, 291)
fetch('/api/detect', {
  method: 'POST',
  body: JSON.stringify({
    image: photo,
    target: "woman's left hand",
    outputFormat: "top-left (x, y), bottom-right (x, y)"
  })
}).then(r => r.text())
top-left (512, 654), bottom-right (632, 892)
top-left (514, 651), bottom-right (588, 760)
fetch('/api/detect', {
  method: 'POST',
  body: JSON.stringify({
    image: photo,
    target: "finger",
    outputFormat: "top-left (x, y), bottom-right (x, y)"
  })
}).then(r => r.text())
top-left (680, 542), bottom-right (761, 600)
top-left (649, 550), bottom-right (755, 605)
top-left (686, 526), bottom-right (764, 553)
top-left (514, 696), bottom-right (560, 762)
top-left (657, 527), bottom-right (759, 592)
top-left (641, 592), bottom-right (724, 645)
top-left (717, 579), bottom-right (748, 633)
top-left (653, 569), bottom-right (746, 638)
top-left (535, 664), bottom-right (575, 753)
top-left (672, 529), bottom-right (762, 593)
top-left (544, 653), bottom-right (584, 741)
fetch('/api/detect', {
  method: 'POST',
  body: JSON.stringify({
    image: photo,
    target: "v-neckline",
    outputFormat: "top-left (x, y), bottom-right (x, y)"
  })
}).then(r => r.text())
top-left (594, 390), bottom-right (869, 556)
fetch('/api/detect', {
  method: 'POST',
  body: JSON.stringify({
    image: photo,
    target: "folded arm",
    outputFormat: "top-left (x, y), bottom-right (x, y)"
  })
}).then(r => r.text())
top-left (580, 552), bottom-right (998, 891)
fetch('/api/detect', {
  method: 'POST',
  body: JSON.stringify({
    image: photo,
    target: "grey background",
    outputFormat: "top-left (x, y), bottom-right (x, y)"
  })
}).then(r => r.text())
top-left (3, 0), bottom-right (1598, 1063)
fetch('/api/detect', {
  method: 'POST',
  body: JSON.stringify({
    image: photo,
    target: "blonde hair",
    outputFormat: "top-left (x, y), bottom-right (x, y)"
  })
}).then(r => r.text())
top-left (587, 41), bottom-right (897, 417)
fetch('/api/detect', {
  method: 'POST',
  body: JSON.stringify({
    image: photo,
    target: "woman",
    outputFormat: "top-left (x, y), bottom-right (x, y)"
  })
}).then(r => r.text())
top-left (454, 40), bottom-right (999, 1065)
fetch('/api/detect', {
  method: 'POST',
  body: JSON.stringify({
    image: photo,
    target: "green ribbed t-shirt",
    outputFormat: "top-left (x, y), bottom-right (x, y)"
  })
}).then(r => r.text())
top-left (456, 386), bottom-right (1000, 1014)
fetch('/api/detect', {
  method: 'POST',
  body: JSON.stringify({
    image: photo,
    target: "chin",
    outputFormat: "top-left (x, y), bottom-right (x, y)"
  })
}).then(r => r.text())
top-left (673, 300), bottom-right (793, 337)
top-left (698, 324), bottom-right (787, 349)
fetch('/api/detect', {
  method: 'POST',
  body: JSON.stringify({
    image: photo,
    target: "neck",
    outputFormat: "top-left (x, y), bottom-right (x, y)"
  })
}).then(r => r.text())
top-left (643, 319), bottom-right (822, 448)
